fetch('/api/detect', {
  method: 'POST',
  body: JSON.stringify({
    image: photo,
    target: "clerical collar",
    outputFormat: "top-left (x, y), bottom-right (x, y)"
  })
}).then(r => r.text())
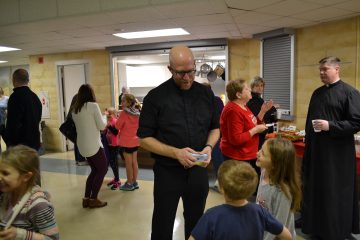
top-left (325, 79), bottom-right (341, 88)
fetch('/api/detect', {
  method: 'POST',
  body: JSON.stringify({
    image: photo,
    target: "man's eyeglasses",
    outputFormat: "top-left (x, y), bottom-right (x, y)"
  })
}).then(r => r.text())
top-left (170, 68), bottom-right (196, 77)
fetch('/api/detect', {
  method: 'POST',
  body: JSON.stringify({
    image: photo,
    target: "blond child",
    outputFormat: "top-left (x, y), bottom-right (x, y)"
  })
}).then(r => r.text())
top-left (0, 145), bottom-right (59, 239)
top-left (116, 94), bottom-right (141, 191)
top-left (189, 160), bottom-right (292, 240)
top-left (256, 137), bottom-right (302, 240)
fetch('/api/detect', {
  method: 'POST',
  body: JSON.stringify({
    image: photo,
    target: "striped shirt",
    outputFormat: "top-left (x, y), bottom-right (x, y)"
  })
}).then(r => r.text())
top-left (0, 185), bottom-right (59, 240)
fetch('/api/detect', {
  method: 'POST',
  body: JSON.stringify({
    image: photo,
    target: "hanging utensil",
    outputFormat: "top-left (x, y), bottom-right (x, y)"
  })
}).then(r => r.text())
top-left (200, 63), bottom-right (212, 78)
top-left (214, 63), bottom-right (224, 77)
top-left (207, 70), bottom-right (217, 82)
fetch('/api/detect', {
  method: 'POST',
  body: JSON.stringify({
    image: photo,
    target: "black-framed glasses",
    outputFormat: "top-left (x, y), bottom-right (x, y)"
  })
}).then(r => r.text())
top-left (170, 67), bottom-right (196, 78)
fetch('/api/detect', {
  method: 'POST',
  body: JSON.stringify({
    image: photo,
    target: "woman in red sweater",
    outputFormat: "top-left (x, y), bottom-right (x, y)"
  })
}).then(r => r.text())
top-left (116, 94), bottom-right (141, 191)
top-left (220, 79), bottom-right (273, 175)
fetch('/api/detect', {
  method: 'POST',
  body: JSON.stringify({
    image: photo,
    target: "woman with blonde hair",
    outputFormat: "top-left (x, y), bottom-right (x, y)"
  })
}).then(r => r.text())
top-left (72, 84), bottom-right (108, 208)
top-left (116, 93), bottom-right (141, 191)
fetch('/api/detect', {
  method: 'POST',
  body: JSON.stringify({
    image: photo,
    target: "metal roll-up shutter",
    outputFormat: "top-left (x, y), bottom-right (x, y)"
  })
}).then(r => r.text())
top-left (262, 35), bottom-right (293, 117)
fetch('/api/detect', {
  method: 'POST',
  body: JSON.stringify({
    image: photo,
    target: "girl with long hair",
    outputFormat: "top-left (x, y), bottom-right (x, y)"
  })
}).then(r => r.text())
top-left (0, 145), bottom-right (59, 239)
top-left (256, 137), bottom-right (302, 240)
top-left (116, 94), bottom-right (141, 191)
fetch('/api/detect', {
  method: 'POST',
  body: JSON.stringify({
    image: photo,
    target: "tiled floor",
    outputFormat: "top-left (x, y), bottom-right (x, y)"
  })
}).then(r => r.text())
top-left (39, 151), bottom-right (360, 240)
top-left (40, 151), bottom-right (224, 240)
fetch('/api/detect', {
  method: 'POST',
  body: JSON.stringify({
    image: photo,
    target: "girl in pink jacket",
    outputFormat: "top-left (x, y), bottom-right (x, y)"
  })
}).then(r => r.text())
top-left (116, 94), bottom-right (141, 191)
top-left (105, 107), bottom-right (121, 190)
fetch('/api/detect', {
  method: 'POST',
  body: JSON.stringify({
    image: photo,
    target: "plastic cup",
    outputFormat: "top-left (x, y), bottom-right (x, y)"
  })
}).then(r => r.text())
top-left (312, 120), bottom-right (321, 132)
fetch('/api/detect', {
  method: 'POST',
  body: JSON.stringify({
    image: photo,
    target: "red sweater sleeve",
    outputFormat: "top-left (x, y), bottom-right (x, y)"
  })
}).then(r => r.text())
top-left (226, 109), bottom-right (252, 146)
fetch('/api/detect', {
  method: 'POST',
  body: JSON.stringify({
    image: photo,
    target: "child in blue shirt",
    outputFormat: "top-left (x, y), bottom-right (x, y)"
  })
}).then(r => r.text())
top-left (189, 160), bottom-right (292, 240)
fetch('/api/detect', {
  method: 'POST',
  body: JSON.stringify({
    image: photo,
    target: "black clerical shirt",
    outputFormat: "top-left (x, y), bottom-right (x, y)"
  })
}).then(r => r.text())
top-left (138, 78), bottom-right (219, 167)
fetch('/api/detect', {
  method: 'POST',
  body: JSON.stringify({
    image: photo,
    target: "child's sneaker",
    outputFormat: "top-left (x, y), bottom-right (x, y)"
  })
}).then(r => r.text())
top-left (110, 181), bottom-right (120, 190)
top-left (119, 182), bottom-right (135, 191)
top-left (107, 179), bottom-right (117, 187)
top-left (133, 181), bottom-right (139, 189)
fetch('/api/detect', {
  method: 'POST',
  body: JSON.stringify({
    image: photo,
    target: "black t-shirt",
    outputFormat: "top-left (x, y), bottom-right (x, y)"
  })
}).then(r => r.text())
top-left (137, 78), bottom-right (219, 166)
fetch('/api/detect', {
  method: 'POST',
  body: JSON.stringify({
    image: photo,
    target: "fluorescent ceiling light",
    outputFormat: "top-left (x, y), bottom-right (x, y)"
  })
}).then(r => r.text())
top-left (0, 61), bottom-right (8, 63)
top-left (0, 46), bottom-right (20, 53)
top-left (113, 28), bottom-right (189, 39)
top-left (209, 55), bottom-right (226, 60)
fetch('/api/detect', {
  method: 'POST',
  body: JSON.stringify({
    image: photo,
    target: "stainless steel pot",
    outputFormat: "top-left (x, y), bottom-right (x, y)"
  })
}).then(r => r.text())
top-left (207, 70), bottom-right (217, 82)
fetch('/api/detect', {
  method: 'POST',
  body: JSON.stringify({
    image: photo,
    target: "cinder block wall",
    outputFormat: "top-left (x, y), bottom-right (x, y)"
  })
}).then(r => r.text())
top-left (29, 50), bottom-right (111, 152)
top-left (228, 16), bottom-right (360, 131)
top-left (295, 16), bottom-right (360, 129)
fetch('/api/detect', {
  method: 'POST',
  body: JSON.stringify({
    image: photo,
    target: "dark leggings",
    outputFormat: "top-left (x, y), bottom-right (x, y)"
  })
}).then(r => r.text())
top-left (85, 148), bottom-right (108, 199)
top-left (108, 146), bottom-right (119, 181)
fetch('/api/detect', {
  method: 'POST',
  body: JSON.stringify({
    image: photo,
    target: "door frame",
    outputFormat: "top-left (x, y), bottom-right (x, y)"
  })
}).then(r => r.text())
top-left (56, 60), bottom-right (90, 152)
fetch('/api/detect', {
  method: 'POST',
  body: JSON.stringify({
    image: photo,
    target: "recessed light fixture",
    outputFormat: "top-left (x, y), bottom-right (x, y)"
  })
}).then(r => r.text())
top-left (0, 61), bottom-right (8, 63)
top-left (209, 55), bottom-right (226, 60)
top-left (113, 28), bottom-right (189, 39)
top-left (0, 46), bottom-right (20, 53)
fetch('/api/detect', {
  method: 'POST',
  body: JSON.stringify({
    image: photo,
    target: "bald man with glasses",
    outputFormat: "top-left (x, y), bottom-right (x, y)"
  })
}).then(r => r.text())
top-left (138, 45), bottom-right (220, 240)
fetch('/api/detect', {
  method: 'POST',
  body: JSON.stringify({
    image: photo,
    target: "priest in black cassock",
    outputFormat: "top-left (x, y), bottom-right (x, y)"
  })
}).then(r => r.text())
top-left (302, 56), bottom-right (360, 240)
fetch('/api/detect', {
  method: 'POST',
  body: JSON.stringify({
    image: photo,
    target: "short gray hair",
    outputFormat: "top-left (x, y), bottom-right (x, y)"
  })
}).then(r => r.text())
top-left (250, 76), bottom-right (265, 90)
top-left (319, 56), bottom-right (341, 66)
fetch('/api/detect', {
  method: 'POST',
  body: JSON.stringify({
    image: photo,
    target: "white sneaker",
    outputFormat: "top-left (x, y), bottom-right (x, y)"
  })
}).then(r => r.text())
top-left (76, 161), bottom-right (88, 166)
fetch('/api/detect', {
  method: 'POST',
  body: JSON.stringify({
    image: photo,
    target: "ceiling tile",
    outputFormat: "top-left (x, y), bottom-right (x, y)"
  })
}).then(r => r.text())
top-left (154, 0), bottom-right (226, 18)
top-left (0, 0), bottom-right (20, 25)
top-left (332, 0), bottom-right (360, 12)
top-left (63, 13), bottom-right (118, 28)
top-left (105, 7), bottom-right (167, 23)
top-left (293, 6), bottom-right (355, 21)
top-left (233, 11), bottom-right (282, 25)
top-left (186, 24), bottom-right (233, 34)
top-left (261, 16), bottom-right (317, 28)
top-left (257, 0), bottom-right (323, 16)
top-left (301, 0), bottom-right (350, 5)
top-left (101, 0), bottom-right (149, 11)
top-left (171, 14), bottom-right (233, 27)
top-left (57, 0), bottom-right (100, 16)
top-left (19, 0), bottom-right (57, 22)
top-left (224, 0), bottom-right (284, 10)
top-left (237, 23), bottom-right (274, 34)
top-left (0, 18), bottom-right (83, 35)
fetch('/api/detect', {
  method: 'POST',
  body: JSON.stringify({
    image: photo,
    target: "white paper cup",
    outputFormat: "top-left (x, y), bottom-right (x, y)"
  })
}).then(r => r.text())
top-left (312, 120), bottom-right (321, 132)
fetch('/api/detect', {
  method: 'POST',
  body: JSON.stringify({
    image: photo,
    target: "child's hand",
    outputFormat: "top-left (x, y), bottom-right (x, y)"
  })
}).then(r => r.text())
top-left (0, 227), bottom-right (17, 240)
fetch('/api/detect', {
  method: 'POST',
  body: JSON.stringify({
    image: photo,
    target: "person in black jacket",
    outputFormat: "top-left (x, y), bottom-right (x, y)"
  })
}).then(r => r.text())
top-left (138, 46), bottom-right (220, 240)
top-left (247, 76), bottom-right (277, 149)
top-left (3, 69), bottom-right (42, 151)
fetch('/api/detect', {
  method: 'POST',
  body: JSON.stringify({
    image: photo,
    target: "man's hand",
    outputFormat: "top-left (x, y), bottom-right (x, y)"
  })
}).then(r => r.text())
top-left (0, 227), bottom-right (17, 240)
top-left (198, 145), bottom-right (212, 167)
top-left (312, 119), bottom-right (329, 131)
top-left (174, 147), bottom-right (197, 168)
